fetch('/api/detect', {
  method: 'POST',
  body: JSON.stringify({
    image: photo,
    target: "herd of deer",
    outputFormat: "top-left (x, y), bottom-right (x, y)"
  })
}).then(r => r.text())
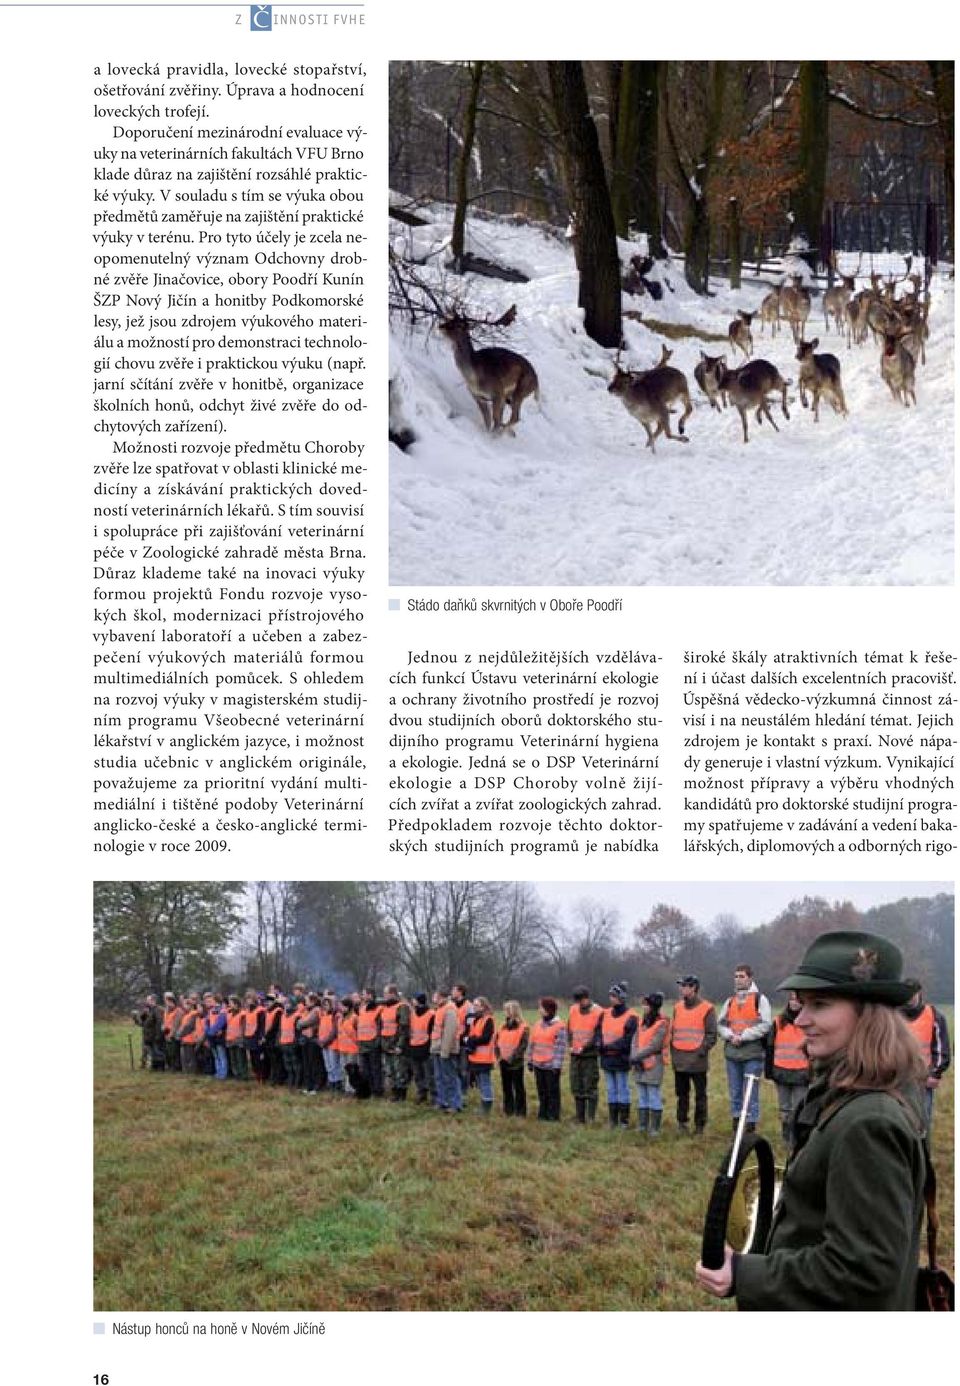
top-left (437, 258), bottom-right (932, 451)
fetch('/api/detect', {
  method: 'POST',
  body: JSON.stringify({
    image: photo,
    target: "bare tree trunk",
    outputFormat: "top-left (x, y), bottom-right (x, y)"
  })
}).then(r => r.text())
top-left (928, 60), bottom-right (954, 260)
top-left (664, 62), bottom-right (726, 295)
top-left (547, 61), bottom-right (622, 348)
top-left (608, 61), bottom-right (663, 256)
top-left (728, 197), bottom-right (741, 289)
top-left (792, 61), bottom-right (829, 270)
top-left (450, 61), bottom-right (484, 271)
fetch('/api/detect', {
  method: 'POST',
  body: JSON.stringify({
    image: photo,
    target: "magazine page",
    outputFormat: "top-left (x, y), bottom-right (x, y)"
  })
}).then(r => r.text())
top-left (3, 1), bottom-right (957, 1378)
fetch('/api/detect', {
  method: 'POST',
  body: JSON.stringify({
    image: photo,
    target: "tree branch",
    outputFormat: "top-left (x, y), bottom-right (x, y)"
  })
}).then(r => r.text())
top-left (829, 87), bottom-right (937, 128)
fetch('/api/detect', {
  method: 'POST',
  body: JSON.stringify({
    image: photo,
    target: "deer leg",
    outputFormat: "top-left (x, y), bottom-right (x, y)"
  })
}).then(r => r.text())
top-left (812, 386), bottom-right (821, 423)
top-left (473, 395), bottom-right (492, 431)
top-left (737, 405), bottom-right (749, 444)
top-left (799, 379), bottom-right (808, 409)
top-left (780, 385), bottom-right (790, 421)
top-left (763, 401), bottom-right (780, 433)
top-left (505, 390), bottom-right (523, 434)
top-left (677, 392), bottom-right (692, 436)
top-left (642, 420), bottom-right (657, 453)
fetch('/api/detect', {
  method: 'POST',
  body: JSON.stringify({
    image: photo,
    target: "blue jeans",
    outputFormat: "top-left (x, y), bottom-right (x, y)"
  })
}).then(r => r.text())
top-left (603, 1069), bottom-right (630, 1104)
top-left (212, 1043), bottom-right (228, 1080)
top-left (726, 1056), bottom-right (763, 1121)
top-left (473, 1068), bottom-right (493, 1103)
top-left (434, 1055), bottom-right (463, 1110)
top-left (636, 1082), bottom-right (663, 1112)
top-left (322, 1047), bottom-right (342, 1084)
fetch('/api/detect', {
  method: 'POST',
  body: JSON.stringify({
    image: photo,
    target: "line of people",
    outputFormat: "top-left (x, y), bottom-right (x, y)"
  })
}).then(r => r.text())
top-left (131, 968), bottom-right (949, 1136)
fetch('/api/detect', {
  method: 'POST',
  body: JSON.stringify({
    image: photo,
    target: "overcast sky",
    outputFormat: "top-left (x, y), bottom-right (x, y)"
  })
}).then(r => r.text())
top-left (533, 881), bottom-right (951, 938)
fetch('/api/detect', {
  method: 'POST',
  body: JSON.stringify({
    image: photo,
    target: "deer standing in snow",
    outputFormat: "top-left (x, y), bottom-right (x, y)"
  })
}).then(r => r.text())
top-left (439, 315), bottom-right (539, 435)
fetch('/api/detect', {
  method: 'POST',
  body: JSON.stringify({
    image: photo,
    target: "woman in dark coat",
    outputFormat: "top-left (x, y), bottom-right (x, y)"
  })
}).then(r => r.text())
top-left (696, 930), bottom-right (927, 1311)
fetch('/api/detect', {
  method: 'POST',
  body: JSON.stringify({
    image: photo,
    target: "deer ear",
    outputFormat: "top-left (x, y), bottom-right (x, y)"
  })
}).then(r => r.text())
top-left (811, 337), bottom-right (819, 350)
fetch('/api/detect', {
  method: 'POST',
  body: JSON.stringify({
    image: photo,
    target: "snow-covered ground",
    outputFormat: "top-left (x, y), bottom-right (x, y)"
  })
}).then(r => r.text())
top-left (389, 206), bottom-right (954, 586)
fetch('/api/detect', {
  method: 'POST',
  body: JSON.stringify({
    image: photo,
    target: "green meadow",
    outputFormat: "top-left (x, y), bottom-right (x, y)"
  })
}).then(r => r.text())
top-left (94, 1018), bottom-right (954, 1312)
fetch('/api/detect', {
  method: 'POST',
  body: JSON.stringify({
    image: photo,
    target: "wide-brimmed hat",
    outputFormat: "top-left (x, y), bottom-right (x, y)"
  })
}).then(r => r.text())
top-left (778, 930), bottom-right (914, 1006)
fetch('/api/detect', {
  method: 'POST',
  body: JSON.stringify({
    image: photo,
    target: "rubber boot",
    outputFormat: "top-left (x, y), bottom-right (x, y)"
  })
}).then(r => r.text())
top-left (619, 1104), bottom-right (632, 1127)
top-left (693, 1123), bottom-right (705, 1137)
top-left (649, 1109), bottom-right (663, 1138)
top-left (746, 1121), bottom-right (757, 1134)
top-left (608, 1104), bottom-right (619, 1128)
top-left (677, 1121), bottom-right (690, 1136)
top-left (396, 1087), bottom-right (408, 1102)
top-left (416, 1090), bottom-right (428, 1105)
top-left (586, 1097), bottom-right (598, 1123)
top-left (637, 1107), bottom-right (650, 1135)
top-left (575, 1097), bottom-right (586, 1124)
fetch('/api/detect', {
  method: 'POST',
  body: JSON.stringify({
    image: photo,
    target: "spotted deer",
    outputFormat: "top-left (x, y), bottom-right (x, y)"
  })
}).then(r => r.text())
top-left (694, 351), bottom-right (728, 410)
top-left (795, 339), bottom-right (848, 422)
top-left (779, 275), bottom-right (811, 343)
top-left (439, 316), bottom-right (539, 434)
top-left (727, 310), bottom-right (755, 363)
top-left (608, 361), bottom-right (693, 453)
top-left (715, 358), bottom-right (791, 443)
top-left (880, 330), bottom-right (917, 407)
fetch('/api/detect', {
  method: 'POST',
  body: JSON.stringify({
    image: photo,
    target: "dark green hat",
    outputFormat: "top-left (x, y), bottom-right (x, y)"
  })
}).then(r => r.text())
top-left (778, 930), bottom-right (914, 1006)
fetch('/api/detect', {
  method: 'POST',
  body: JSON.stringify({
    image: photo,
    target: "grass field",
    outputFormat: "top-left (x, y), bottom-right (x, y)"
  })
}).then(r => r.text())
top-left (94, 1019), bottom-right (954, 1312)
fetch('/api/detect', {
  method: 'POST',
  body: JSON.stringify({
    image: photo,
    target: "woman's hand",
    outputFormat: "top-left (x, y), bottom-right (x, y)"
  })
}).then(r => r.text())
top-left (695, 1244), bottom-right (735, 1298)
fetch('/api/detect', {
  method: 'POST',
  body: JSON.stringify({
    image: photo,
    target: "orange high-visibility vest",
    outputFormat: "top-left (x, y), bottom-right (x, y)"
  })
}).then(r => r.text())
top-left (244, 1006), bottom-right (263, 1039)
top-left (357, 1005), bottom-right (381, 1043)
top-left (225, 1011), bottom-right (244, 1043)
top-left (298, 1007), bottom-right (319, 1039)
top-left (529, 1019), bottom-right (560, 1066)
top-left (163, 1005), bottom-right (182, 1038)
top-left (467, 1015), bottom-right (495, 1065)
top-left (432, 1001), bottom-right (453, 1045)
top-left (318, 1012), bottom-right (336, 1045)
top-left (279, 1012), bottom-right (298, 1046)
top-left (497, 1022), bottom-right (528, 1062)
top-left (180, 1008), bottom-right (202, 1043)
top-left (335, 1013), bottom-right (358, 1055)
top-left (907, 1005), bottom-right (936, 1069)
top-left (568, 1003), bottom-right (602, 1054)
top-left (379, 1002), bottom-right (400, 1038)
top-left (409, 1008), bottom-right (434, 1048)
top-left (773, 1018), bottom-right (807, 1071)
top-left (671, 1000), bottom-right (712, 1050)
top-left (601, 1007), bottom-right (634, 1046)
top-left (726, 992), bottom-right (761, 1036)
top-left (633, 1016), bottom-right (669, 1069)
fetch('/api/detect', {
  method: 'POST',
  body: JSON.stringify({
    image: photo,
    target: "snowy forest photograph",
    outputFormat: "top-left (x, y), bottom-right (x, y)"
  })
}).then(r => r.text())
top-left (388, 61), bottom-right (954, 586)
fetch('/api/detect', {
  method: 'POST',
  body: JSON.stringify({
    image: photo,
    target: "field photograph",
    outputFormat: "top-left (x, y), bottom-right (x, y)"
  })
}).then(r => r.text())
top-left (94, 880), bottom-right (954, 1311)
top-left (388, 61), bottom-right (954, 585)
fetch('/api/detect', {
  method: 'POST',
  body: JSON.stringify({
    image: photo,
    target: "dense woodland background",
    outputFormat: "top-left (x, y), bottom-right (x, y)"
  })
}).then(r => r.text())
top-left (389, 61), bottom-right (953, 347)
top-left (94, 881), bottom-right (955, 1009)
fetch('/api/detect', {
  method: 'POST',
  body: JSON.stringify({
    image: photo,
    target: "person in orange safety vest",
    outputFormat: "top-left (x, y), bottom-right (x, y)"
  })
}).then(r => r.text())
top-left (764, 991), bottom-right (810, 1146)
top-left (900, 978), bottom-right (951, 1132)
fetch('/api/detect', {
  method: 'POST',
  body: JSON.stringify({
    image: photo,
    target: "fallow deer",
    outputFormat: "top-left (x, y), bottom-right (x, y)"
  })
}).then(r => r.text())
top-left (439, 316), bottom-right (539, 435)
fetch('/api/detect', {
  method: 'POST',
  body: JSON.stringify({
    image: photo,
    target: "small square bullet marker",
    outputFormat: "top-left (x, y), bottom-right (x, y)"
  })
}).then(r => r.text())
top-left (388, 599), bottom-right (401, 610)
top-left (94, 1324), bottom-right (105, 1335)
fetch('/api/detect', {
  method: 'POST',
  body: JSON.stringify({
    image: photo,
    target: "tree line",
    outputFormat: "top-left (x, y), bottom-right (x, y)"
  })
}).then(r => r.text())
top-left (94, 882), bottom-right (954, 1011)
top-left (389, 61), bottom-right (953, 347)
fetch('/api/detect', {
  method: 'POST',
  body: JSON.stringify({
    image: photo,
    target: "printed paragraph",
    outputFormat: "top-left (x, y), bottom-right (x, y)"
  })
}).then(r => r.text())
top-left (387, 647), bottom-right (663, 859)
top-left (91, 63), bottom-right (370, 856)
top-left (681, 646), bottom-right (957, 858)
